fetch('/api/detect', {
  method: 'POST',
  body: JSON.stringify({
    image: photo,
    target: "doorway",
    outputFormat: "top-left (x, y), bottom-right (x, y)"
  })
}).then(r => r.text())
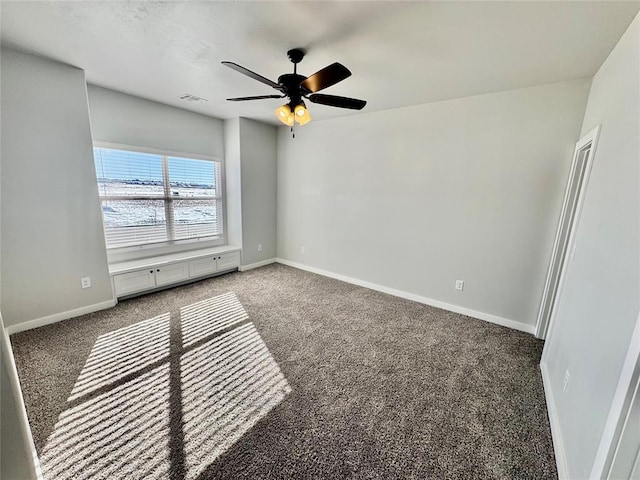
top-left (535, 125), bottom-right (601, 339)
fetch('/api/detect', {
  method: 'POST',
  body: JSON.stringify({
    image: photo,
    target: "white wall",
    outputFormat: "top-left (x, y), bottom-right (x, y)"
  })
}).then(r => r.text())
top-left (0, 49), bottom-right (39, 480)
top-left (1, 49), bottom-right (113, 329)
top-left (541, 13), bottom-right (640, 479)
top-left (223, 117), bottom-right (278, 267)
top-left (224, 118), bottom-right (243, 248)
top-left (87, 85), bottom-right (224, 159)
top-left (238, 118), bottom-right (277, 266)
top-left (277, 79), bottom-right (590, 330)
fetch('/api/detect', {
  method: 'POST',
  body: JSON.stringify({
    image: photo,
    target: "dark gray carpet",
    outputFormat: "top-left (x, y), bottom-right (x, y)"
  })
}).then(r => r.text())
top-left (11, 264), bottom-right (557, 479)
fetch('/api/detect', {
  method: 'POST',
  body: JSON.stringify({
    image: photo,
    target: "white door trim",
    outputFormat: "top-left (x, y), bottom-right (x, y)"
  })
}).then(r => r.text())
top-left (536, 125), bottom-right (601, 339)
top-left (591, 310), bottom-right (640, 479)
top-left (1, 313), bottom-right (43, 479)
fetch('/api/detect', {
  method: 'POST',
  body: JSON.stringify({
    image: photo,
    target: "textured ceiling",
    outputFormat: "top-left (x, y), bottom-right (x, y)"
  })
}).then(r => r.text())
top-left (1, 1), bottom-right (638, 125)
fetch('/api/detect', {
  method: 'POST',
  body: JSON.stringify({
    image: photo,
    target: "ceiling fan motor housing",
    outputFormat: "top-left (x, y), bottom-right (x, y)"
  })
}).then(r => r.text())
top-left (278, 73), bottom-right (310, 105)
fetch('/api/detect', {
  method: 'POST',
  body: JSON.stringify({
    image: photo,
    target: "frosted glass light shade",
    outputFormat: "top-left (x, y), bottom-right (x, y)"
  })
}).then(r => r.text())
top-left (294, 103), bottom-right (312, 126)
top-left (275, 104), bottom-right (294, 126)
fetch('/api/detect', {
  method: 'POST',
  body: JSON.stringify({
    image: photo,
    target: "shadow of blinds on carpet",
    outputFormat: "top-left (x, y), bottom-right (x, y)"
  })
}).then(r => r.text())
top-left (38, 292), bottom-right (291, 480)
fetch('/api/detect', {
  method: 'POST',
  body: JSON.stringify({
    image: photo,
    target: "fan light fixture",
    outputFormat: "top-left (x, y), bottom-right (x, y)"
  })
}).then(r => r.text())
top-left (224, 48), bottom-right (366, 138)
top-left (275, 102), bottom-right (311, 126)
top-left (275, 104), bottom-right (294, 126)
top-left (294, 101), bottom-right (312, 126)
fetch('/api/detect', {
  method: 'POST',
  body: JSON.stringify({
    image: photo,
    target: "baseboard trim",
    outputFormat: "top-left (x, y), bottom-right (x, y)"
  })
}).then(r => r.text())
top-left (5, 299), bottom-right (117, 335)
top-left (274, 258), bottom-right (535, 334)
top-left (239, 258), bottom-right (276, 272)
top-left (541, 361), bottom-right (569, 480)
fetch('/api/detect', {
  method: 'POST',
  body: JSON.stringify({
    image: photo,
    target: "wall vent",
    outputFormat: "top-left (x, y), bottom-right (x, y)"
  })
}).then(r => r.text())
top-left (178, 93), bottom-right (208, 102)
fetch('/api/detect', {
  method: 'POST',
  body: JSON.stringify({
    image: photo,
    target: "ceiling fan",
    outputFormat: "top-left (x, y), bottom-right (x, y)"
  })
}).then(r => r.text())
top-left (222, 48), bottom-right (366, 130)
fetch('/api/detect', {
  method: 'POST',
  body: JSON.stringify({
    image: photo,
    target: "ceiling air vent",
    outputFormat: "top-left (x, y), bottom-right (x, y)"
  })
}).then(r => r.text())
top-left (179, 93), bottom-right (208, 103)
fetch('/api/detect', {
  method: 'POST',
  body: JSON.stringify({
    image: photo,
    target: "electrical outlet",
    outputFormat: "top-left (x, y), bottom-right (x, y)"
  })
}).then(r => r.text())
top-left (257, 244), bottom-right (263, 252)
top-left (301, 246), bottom-right (306, 254)
top-left (81, 277), bottom-right (92, 289)
top-left (562, 370), bottom-right (570, 392)
top-left (455, 280), bottom-right (464, 291)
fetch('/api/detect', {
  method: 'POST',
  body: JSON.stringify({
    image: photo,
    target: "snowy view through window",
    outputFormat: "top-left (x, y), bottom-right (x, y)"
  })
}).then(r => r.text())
top-left (94, 148), bottom-right (222, 248)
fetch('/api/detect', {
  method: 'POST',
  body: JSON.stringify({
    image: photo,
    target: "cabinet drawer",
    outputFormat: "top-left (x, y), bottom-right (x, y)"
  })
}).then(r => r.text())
top-left (155, 262), bottom-right (189, 287)
top-left (217, 251), bottom-right (240, 271)
top-left (114, 269), bottom-right (155, 297)
top-left (189, 257), bottom-right (218, 278)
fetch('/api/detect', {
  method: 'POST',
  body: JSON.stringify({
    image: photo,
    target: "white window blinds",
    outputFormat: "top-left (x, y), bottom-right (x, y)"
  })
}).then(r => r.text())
top-left (94, 147), bottom-right (223, 249)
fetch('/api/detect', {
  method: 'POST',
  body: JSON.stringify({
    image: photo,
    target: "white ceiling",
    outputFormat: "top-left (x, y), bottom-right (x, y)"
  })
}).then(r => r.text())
top-left (1, 1), bottom-right (638, 125)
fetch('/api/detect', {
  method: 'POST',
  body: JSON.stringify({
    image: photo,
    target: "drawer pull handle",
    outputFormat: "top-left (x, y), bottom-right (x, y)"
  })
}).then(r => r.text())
top-left (157, 269), bottom-right (160, 272)
top-left (150, 270), bottom-right (153, 274)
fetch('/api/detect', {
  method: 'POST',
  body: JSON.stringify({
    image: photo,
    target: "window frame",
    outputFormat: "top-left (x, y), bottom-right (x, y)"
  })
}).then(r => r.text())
top-left (93, 142), bottom-right (227, 260)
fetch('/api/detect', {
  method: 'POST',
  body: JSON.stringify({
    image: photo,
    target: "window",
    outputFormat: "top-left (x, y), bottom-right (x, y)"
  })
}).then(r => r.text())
top-left (94, 147), bottom-right (223, 249)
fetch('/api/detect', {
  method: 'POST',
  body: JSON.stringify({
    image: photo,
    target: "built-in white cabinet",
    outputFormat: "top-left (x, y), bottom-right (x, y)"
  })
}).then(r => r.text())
top-left (113, 269), bottom-right (155, 297)
top-left (111, 248), bottom-right (241, 298)
top-left (155, 262), bottom-right (190, 286)
top-left (217, 251), bottom-right (240, 271)
top-left (188, 257), bottom-right (218, 278)
top-left (188, 251), bottom-right (240, 278)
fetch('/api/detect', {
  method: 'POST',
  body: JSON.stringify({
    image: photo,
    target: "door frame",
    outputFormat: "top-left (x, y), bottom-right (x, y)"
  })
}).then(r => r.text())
top-left (535, 125), bottom-right (601, 339)
top-left (1, 313), bottom-right (43, 479)
top-left (591, 311), bottom-right (640, 479)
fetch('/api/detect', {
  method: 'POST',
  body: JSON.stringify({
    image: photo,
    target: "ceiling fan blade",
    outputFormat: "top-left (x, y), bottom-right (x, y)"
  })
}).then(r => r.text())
top-left (221, 61), bottom-right (282, 90)
top-left (300, 62), bottom-right (351, 93)
top-left (308, 94), bottom-right (367, 110)
top-left (226, 95), bottom-right (284, 101)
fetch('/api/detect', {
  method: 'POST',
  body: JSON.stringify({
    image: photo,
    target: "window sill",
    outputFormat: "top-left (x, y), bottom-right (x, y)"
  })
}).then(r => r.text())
top-left (106, 237), bottom-right (226, 264)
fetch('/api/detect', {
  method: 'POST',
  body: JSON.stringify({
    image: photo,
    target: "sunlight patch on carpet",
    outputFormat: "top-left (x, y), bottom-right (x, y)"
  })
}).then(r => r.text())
top-left (181, 322), bottom-right (291, 480)
top-left (39, 292), bottom-right (290, 480)
top-left (69, 312), bottom-right (171, 400)
top-left (181, 292), bottom-right (248, 347)
top-left (41, 364), bottom-right (171, 480)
